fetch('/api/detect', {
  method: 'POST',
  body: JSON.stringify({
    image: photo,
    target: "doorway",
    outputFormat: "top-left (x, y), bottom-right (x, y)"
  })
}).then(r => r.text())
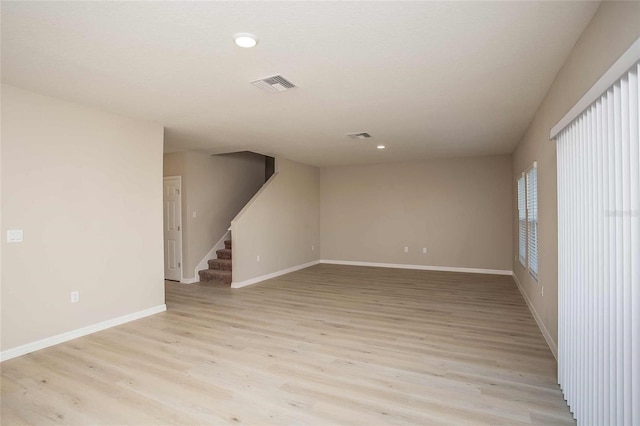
top-left (163, 176), bottom-right (183, 281)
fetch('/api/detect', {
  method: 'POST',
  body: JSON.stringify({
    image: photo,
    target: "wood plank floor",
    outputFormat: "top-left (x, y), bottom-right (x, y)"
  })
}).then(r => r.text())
top-left (1, 264), bottom-right (574, 425)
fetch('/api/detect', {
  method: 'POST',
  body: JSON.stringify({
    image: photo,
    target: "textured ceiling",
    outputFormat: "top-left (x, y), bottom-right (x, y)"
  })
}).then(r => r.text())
top-left (1, 1), bottom-right (599, 166)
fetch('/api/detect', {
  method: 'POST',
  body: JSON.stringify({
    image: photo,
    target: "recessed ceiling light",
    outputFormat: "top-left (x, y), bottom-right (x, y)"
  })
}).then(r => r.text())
top-left (377, 145), bottom-right (386, 150)
top-left (234, 33), bottom-right (258, 48)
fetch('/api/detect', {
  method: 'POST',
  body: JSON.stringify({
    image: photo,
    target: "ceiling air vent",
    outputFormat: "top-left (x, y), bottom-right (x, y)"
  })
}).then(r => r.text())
top-left (346, 132), bottom-right (372, 140)
top-left (251, 75), bottom-right (297, 93)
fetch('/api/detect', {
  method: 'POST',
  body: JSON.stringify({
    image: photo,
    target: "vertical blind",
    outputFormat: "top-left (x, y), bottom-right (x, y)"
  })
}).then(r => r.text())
top-left (556, 61), bottom-right (639, 425)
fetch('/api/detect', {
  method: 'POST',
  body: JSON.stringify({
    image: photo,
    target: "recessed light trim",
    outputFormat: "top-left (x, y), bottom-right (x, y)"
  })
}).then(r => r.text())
top-left (234, 33), bottom-right (258, 48)
top-left (377, 145), bottom-right (386, 149)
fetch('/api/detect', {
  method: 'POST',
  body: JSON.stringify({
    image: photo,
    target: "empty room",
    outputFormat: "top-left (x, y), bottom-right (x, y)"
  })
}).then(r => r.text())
top-left (1, 1), bottom-right (639, 425)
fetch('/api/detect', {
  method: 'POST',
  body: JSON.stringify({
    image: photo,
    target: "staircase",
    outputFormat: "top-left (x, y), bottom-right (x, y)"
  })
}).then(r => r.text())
top-left (198, 239), bottom-right (232, 286)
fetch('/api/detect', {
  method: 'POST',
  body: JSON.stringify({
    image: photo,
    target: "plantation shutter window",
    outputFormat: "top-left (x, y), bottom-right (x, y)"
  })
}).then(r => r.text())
top-left (526, 164), bottom-right (538, 278)
top-left (518, 175), bottom-right (527, 266)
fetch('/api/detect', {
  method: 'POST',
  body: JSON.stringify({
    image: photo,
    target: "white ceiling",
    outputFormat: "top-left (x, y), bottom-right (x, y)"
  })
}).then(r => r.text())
top-left (2, 1), bottom-right (599, 167)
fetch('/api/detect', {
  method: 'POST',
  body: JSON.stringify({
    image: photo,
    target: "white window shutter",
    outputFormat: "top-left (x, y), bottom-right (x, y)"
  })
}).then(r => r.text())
top-left (526, 165), bottom-right (538, 278)
top-left (518, 175), bottom-right (527, 266)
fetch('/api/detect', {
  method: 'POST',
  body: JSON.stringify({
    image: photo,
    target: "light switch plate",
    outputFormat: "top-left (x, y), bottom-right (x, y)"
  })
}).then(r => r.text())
top-left (7, 230), bottom-right (23, 243)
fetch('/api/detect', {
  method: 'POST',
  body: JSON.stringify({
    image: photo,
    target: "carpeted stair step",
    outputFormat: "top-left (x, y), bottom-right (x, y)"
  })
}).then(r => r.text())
top-left (216, 248), bottom-right (232, 259)
top-left (196, 237), bottom-right (233, 287)
top-left (208, 258), bottom-right (232, 271)
top-left (198, 269), bottom-right (232, 286)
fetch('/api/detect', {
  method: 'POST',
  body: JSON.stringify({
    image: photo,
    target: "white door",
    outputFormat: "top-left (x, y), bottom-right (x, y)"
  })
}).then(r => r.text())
top-left (163, 176), bottom-right (182, 281)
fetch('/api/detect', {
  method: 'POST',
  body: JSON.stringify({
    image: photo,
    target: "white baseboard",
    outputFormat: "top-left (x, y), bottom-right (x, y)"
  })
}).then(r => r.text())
top-left (231, 260), bottom-right (320, 288)
top-left (180, 278), bottom-right (198, 284)
top-left (512, 272), bottom-right (557, 360)
top-left (320, 259), bottom-right (512, 276)
top-left (0, 304), bottom-right (167, 362)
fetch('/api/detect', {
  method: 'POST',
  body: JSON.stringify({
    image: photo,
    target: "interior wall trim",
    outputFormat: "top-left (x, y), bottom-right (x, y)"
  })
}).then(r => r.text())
top-left (0, 304), bottom-right (167, 362)
top-left (320, 259), bottom-right (513, 276)
top-left (231, 260), bottom-right (321, 288)
top-left (512, 272), bottom-right (557, 360)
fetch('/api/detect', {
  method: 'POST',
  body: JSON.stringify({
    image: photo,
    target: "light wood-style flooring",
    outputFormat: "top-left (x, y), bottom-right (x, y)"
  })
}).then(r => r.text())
top-left (1, 264), bottom-right (574, 425)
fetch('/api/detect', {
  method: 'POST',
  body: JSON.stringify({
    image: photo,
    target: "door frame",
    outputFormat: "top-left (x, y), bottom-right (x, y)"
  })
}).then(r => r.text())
top-left (163, 175), bottom-right (183, 281)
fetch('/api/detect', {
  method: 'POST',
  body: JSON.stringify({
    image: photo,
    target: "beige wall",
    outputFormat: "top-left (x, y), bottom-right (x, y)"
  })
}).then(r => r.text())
top-left (231, 159), bottom-right (320, 284)
top-left (321, 155), bottom-right (513, 271)
top-left (163, 151), bottom-right (264, 279)
top-left (1, 85), bottom-right (165, 352)
top-left (512, 1), bottom-right (640, 353)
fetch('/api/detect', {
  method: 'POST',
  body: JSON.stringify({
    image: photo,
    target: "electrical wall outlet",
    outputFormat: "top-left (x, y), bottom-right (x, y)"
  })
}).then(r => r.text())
top-left (311, 245), bottom-right (315, 251)
top-left (257, 255), bottom-right (260, 262)
top-left (541, 286), bottom-right (544, 297)
top-left (70, 291), bottom-right (80, 303)
top-left (422, 247), bottom-right (427, 254)
top-left (7, 230), bottom-right (23, 243)
top-left (404, 246), bottom-right (409, 253)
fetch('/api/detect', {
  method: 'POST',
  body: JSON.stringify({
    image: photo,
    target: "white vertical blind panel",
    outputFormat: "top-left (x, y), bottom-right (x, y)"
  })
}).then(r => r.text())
top-left (629, 60), bottom-right (640, 426)
top-left (556, 62), bottom-right (639, 425)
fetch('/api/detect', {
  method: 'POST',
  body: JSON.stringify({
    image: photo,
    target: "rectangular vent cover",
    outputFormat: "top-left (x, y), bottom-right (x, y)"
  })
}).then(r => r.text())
top-left (346, 132), bottom-right (372, 139)
top-left (251, 75), bottom-right (296, 93)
